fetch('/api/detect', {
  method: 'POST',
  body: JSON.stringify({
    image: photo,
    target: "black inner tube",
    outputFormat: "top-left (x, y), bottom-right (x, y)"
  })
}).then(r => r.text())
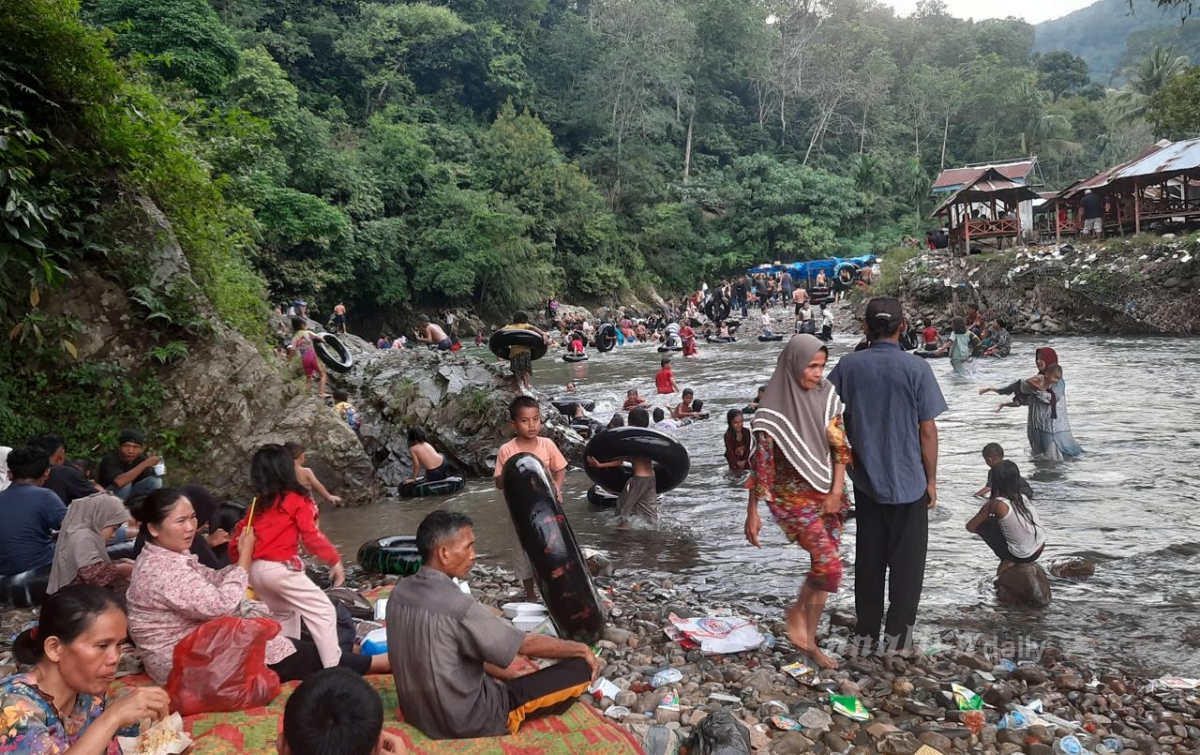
top-left (488, 329), bottom-right (548, 361)
top-left (563, 352), bottom-right (589, 362)
top-left (551, 397), bottom-right (594, 416)
top-left (314, 334), bottom-right (354, 373)
top-left (502, 453), bottom-right (606, 643)
top-left (587, 485), bottom-right (618, 508)
top-left (595, 323), bottom-right (617, 353)
top-left (758, 334), bottom-right (783, 342)
top-left (585, 426), bottom-right (690, 494)
top-left (357, 536), bottom-right (422, 576)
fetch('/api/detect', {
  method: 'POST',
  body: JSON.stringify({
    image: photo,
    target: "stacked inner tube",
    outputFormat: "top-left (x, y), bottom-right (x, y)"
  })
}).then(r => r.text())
top-left (758, 334), bottom-right (783, 342)
top-left (489, 329), bottom-right (548, 361)
top-left (502, 453), bottom-right (606, 643)
top-left (563, 352), bottom-right (589, 363)
top-left (703, 297), bottom-right (732, 323)
top-left (585, 427), bottom-right (690, 494)
top-left (314, 334), bottom-right (354, 373)
top-left (587, 485), bottom-right (618, 508)
top-left (595, 323), bottom-right (617, 352)
top-left (398, 476), bottom-right (466, 499)
top-left (551, 397), bottom-right (594, 417)
top-left (358, 536), bottom-right (422, 576)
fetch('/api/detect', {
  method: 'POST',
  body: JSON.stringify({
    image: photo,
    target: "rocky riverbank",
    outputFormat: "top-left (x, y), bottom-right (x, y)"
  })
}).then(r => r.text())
top-left (458, 563), bottom-right (1199, 755)
top-left (880, 236), bottom-right (1200, 336)
top-left (3, 555), bottom-right (1193, 755)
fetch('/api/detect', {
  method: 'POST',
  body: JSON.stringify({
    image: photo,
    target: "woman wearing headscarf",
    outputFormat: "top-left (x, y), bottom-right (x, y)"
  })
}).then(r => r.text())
top-left (743, 335), bottom-right (851, 669)
top-left (1021, 347), bottom-right (1083, 460)
top-left (47, 493), bottom-right (133, 595)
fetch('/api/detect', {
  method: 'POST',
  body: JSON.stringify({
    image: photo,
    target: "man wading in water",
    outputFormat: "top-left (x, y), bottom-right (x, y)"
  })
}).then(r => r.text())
top-left (829, 297), bottom-right (946, 655)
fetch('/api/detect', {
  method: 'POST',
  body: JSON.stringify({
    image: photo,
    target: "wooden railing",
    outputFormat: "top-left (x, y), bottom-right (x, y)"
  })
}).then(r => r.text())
top-left (950, 217), bottom-right (1020, 243)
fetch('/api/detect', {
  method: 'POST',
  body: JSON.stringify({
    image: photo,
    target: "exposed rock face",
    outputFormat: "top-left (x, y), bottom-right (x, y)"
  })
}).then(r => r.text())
top-left (995, 563), bottom-right (1052, 607)
top-left (336, 346), bottom-right (585, 491)
top-left (881, 240), bottom-right (1200, 336)
top-left (44, 194), bottom-right (375, 503)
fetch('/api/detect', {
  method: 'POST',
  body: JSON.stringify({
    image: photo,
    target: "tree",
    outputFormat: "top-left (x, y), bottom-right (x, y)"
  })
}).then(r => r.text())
top-left (1111, 46), bottom-right (1190, 125)
top-left (1036, 50), bottom-right (1091, 102)
top-left (84, 0), bottom-right (240, 95)
top-left (1147, 65), bottom-right (1200, 138)
top-left (335, 3), bottom-right (469, 119)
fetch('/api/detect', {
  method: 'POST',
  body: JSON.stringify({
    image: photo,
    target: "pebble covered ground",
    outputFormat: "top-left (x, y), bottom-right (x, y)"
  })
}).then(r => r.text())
top-left (3, 558), bottom-right (1196, 755)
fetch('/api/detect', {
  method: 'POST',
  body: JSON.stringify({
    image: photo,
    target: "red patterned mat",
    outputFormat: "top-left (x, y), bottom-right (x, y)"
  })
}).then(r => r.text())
top-left (113, 674), bottom-right (644, 755)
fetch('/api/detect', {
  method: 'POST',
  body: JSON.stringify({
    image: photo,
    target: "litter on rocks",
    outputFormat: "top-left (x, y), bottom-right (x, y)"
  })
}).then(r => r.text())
top-left (667, 615), bottom-right (764, 655)
top-left (830, 694), bottom-right (870, 721)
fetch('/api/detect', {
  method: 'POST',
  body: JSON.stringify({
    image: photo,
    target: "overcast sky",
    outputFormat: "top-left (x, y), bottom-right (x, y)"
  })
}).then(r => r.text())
top-left (881, 0), bottom-right (1097, 24)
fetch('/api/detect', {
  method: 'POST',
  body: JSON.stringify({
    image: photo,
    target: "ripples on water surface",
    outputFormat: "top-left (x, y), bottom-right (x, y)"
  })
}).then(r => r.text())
top-left (321, 332), bottom-right (1200, 674)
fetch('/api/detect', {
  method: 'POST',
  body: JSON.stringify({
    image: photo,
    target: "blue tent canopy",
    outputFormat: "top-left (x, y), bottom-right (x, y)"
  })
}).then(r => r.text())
top-left (746, 255), bottom-right (876, 280)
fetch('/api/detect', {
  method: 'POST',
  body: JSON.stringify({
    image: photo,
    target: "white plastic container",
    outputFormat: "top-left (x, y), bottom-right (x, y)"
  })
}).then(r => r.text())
top-left (361, 627), bottom-right (388, 656)
top-left (501, 602), bottom-right (547, 619)
top-left (373, 598), bottom-right (388, 621)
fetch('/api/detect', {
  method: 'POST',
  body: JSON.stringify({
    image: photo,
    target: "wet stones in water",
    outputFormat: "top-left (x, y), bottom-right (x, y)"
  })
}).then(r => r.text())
top-left (1049, 557), bottom-right (1097, 580)
top-left (995, 563), bottom-right (1052, 607)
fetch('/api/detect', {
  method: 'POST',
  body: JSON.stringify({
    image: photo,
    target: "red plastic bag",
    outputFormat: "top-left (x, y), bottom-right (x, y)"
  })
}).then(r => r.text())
top-left (165, 616), bottom-right (283, 716)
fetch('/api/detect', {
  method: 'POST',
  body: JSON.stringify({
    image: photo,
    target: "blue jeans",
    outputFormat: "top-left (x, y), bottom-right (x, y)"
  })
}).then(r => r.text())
top-left (110, 475), bottom-right (162, 501)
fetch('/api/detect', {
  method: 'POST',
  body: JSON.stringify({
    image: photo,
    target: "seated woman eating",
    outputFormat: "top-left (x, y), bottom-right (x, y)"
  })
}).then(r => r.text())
top-left (125, 488), bottom-right (379, 685)
top-left (0, 586), bottom-right (170, 755)
top-left (47, 493), bottom-right (134, 596)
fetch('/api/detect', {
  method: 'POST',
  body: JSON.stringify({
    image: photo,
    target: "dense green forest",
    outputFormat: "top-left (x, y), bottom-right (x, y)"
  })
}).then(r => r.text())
top-left (4, 0), bottom-right (1200, 336)
top-left (1033, 0), bottom-right (1200, 85)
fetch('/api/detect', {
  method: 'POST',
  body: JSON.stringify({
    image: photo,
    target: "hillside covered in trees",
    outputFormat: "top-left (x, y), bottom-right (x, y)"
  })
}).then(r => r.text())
top-left (3, 0), bottom-right (1199, 336)
top-left (1033, 0), bottom-right (1200, 85)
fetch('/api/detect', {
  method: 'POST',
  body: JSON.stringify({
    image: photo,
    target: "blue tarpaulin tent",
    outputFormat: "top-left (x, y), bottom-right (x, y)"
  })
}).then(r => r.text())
top-left (746, 255), bottom-right (876, 281)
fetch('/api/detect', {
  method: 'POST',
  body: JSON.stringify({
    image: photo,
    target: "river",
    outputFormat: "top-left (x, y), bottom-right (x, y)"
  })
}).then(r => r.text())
top-left (320, 332), bottom-right (1200, 675)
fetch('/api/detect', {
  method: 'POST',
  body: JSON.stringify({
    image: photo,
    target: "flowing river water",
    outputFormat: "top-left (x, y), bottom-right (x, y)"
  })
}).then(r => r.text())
top-left (320, 331), bottom-right (1200, 675)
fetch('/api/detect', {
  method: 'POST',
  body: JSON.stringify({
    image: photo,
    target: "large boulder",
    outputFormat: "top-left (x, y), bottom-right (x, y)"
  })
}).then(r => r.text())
top-left (338, 347), bottom-right (585, 492)
top-left (995, 563), bottom-right (1052, 607)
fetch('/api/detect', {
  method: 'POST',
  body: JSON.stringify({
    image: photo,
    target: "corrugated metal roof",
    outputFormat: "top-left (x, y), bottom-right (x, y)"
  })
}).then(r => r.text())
top-left (1058, 140), bottom-right (1171, 199)
top-left (930, 168), bottom-right (1042, 217)
top-left (1110, 136), bottom-right (1200, 183)
top-left (932, 159), bottom-right (1037, 191)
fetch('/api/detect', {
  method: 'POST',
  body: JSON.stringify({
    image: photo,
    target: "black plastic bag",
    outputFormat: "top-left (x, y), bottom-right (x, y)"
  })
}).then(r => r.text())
top-left (682, 710), bottom-right (751, 755)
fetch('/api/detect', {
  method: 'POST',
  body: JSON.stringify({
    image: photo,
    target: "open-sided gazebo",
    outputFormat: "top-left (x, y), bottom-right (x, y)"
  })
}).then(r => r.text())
top-left (929, 168), bottom-right (1041, 254)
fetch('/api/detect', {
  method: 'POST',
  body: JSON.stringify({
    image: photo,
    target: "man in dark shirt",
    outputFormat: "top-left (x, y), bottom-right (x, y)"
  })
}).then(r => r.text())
top-left (388, 511), bottom-right (597, 740)
top-left (0, 447), bottom-right (67, 585)
top-left (29, 432), bottom-right (99, 506)
top-left (97, 429), bottom-right (162, 501)
top-left (829, 297), bottom-right (948, 655)
top-left (1081, 189), bottom-right (1103, 238)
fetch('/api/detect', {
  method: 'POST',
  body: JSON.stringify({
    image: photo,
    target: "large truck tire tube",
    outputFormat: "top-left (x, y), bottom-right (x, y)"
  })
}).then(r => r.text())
top-left (502, 453), bottom-right (606, 643)
top-left (587, 484), bottom-right (619, 508)
top-left (398, 476), bottom-right (466, 498)
top-left (551, 397), bottom-right (594, 416)
top-left (489, 329), bottom-right (548, 361)
top-left (563, 352), bottom-right (589, 363)
top-left (357, 536), bottom-right (422, 576)
top-left (595, 323), bottom-right (617, 353)
top-left (314, 334), bottom-right (354, 373)
top-left (584, 427), bottom-right (690, 495)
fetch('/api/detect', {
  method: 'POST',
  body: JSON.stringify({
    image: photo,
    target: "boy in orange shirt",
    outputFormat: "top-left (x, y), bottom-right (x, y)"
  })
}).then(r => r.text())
top-left (494, 396), bottom-right (567, 602)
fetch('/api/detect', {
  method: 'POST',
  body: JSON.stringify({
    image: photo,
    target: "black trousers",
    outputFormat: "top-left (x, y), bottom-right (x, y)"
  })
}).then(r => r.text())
top-left (975, 518), bottom-right (1043, 564)
top-left (852, 488), bottom-right (928, 653)
top-left (269, 639), bottom-right (372, 682)
top-left (504, 657), bottom-right (592, 733)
